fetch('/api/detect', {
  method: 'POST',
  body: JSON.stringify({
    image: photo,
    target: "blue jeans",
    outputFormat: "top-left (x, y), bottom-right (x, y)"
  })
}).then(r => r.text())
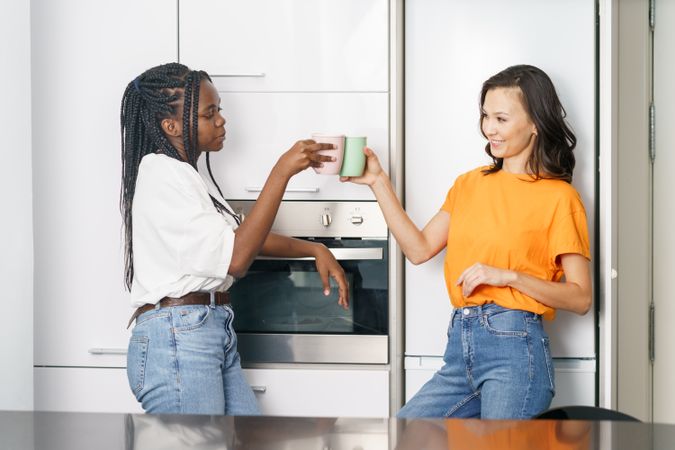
top-left (399, 304), bottom-right (555, 419)
top-left (126, 303), bottom-right (260, 415)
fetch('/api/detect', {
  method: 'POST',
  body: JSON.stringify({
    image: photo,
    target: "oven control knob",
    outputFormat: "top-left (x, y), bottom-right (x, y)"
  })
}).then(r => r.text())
top-left (321, 213), bottom-right (332, 227)
top-left (350, 215), bottom-right (364, 225)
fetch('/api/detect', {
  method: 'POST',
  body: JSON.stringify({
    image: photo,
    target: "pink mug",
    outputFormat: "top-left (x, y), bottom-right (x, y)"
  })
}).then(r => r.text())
top-left (311, 133), bottom-right (345, 175)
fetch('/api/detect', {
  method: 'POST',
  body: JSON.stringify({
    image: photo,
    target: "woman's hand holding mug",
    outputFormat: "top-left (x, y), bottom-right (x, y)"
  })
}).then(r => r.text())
top-left (339, 147), bottom-right (383, 186)
top-left (274, 139), bottom-right (336, 178)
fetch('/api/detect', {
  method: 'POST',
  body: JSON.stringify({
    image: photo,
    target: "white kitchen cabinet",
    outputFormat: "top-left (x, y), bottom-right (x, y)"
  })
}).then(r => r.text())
top-left (404, 0), bottom-right (596, 360)
top-left (34, 366), bottom-right (388, 417)
top-left (403, 0), bottom-right (597, 410)
top-left (201, 92), bottom-right (388, 201)
top-left (32, 0), bottom-right (177, 368)
top-left (179, 0), bottom-right (388, 92)
top-left (404, 357), bottom-right (595, 410)
top-left (34, 367), bottom-right (142, 413)
top-left (243, 368), bottom-right (389, 417)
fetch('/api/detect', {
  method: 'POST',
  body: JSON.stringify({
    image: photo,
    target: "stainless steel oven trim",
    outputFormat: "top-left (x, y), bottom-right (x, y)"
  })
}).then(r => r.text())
top-left (228, 200), bottom-right (388, 239)
top-left (256, 247), bottom-right (384, 261)
top-left (237, 334), bottom-right (389, 364)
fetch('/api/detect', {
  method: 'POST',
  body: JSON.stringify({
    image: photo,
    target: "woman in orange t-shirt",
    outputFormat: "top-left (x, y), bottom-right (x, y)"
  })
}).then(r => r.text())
top-left (342, 65), bottom-right (592, 419)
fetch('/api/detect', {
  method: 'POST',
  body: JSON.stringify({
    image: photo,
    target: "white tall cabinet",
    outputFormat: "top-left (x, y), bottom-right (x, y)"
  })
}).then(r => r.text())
top-left (403, 0), bottom-right (598, 408)
top-left (654, 0), bottom-right (675, 424)
top-left (32, 0), bottom-right (177, 413)
top-left (1, 0), bottom-right (33, 412)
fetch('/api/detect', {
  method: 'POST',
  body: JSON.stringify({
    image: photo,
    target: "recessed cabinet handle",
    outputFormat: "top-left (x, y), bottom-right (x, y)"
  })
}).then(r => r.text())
top-left (88, 348), bottom-right (127, 355)
top-left (212, 72), bottom-right (266, 78)
top-left (245, 186), bottom-right (320, 193)
top-left (251, 386), bottom-right (267, 394)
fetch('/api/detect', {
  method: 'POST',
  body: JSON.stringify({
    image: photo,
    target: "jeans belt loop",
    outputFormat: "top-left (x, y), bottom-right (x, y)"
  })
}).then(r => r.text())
top-left (209, 291), bottom-right (216, 309)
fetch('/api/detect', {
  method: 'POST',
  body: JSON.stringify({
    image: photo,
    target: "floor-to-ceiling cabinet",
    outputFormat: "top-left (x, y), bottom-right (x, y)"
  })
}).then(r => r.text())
top-left (31, 0), bottom-right (177, 413)
top-left (653, 0), bottom-right (675, 425)
top-left (403, 0), bottom-right (598, 408)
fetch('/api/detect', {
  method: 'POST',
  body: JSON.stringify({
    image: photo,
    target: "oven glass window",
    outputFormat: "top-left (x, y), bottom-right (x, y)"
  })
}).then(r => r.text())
top-left (229, 239), bottom-right (388, 335)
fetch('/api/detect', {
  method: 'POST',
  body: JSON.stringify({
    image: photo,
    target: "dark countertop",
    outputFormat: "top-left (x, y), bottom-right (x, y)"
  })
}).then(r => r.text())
top-left (1, 411), bottom-right (674, 449)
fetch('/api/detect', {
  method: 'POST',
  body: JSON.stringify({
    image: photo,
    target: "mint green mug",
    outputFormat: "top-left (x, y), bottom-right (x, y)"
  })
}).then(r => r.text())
top-left (340, 136), bottom-right (367, 177)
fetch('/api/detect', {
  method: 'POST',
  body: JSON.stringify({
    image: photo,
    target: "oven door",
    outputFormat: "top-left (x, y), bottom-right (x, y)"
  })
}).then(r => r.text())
top-left (229, 238), bottom-right (388, 364)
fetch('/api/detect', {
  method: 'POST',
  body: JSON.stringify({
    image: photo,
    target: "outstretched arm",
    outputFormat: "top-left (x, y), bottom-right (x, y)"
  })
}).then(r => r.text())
top-left (228, 140), bottom-right (334, 278)
top-left (341, 147), bottom-right (449, 264)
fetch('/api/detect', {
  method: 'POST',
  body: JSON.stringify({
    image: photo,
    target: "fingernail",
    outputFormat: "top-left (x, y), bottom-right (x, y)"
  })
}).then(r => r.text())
top-left (331, 157), bottom-right (336, 161)
top-left (324, 289), bottom-right (330, 296)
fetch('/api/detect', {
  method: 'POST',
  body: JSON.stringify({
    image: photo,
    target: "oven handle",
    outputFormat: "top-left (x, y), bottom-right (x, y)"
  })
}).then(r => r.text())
top-left (245, 186), bottom-right (320, 193)
top-left (256, 247), bottom-right (383, 261)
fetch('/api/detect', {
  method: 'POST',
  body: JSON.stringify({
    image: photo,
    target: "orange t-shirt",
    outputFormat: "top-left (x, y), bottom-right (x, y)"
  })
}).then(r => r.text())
top-left (441, 166), bottom-right (590, 320)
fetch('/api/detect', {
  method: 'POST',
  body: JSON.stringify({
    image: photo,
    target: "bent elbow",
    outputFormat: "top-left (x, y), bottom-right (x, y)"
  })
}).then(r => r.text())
top-left (576, 296), bottom-right (592, 316)
top-left (405, 248), bottom-right (434, 266)
top-left (408, 256), bottom-right (424, 266)
top-left (407, 253), bottom-right (430, 266)
top-left (227, 261), bottom-right (248, 279)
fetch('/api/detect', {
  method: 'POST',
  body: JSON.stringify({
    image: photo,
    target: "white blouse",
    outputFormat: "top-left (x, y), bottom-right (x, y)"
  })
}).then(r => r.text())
top-left (130, 153), bottom-right (238, 307)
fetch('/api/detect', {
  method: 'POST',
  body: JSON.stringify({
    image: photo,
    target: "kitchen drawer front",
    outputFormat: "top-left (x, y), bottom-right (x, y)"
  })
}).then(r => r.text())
top-left (34, 367), bottom-right (143, 414)
top-left (179, 0), bottom-right (388, 92)
top-left (202, 92), bottom-right (388, 201)
top-left (243, 368), bottom-right (389, 417)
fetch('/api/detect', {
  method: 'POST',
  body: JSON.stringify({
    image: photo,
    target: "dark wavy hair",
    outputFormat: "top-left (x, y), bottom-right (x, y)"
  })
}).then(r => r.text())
top-left (120, 62), bottom-right (236, 291)
top-left (479, 65), bottom-right (576, 183)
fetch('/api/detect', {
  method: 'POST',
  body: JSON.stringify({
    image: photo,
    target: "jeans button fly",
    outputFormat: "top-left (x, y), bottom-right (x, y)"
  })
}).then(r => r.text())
top-left (463, 308), bottom-right (470, 316)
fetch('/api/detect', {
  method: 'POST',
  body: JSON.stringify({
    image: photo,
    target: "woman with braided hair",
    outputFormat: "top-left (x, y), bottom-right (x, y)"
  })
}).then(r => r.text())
top-left (121, 62), bottom-right (348, 415)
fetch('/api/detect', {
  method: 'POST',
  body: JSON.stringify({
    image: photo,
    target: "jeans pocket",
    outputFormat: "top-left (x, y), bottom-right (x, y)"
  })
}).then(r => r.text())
top-left (541, 337), bottom-right (556, 395)
top-left (483, 310), bottom-right (528, 337)
top-left (174, 305), bottom-right (212, 332)
top-left (127, 336), bottom-right (149, 396)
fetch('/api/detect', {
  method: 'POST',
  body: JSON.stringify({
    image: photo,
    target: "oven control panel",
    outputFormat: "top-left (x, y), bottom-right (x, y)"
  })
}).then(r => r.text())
top-left (228, 201), bottom-right (387, 238)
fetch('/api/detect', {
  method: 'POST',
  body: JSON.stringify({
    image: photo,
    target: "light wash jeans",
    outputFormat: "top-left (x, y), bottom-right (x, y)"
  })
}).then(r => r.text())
top-left (398, 303), bottom-right (555, 419)
top-left (126, 303), bottom-right (260, 415)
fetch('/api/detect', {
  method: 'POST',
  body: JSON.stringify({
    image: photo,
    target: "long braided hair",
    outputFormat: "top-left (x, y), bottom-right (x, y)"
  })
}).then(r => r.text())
top-left (120, 62), bottom-right (238, 291)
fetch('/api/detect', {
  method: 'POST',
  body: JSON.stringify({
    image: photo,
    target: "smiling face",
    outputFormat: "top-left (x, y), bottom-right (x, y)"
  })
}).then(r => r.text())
top-left (480, 87), bottom-right (538, 173)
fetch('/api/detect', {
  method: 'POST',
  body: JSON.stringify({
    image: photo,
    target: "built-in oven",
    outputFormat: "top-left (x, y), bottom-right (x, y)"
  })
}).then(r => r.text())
top-left (227, 201), bottom-right (389, 364)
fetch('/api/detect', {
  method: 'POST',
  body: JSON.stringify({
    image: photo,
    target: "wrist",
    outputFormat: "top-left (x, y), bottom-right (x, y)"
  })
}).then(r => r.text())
top-left (506, 270), bottom-right (519, 287)
top-left (370, 171), bottom-right (389, 189)
top-left (308, 242), bottom-right (329, 259)
top-left (271, 160), bottom-right (292, 180)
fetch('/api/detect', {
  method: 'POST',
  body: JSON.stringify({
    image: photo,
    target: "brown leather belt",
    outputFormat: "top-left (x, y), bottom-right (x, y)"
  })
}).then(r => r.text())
top-left (127, 291), bottom-right (230, 328)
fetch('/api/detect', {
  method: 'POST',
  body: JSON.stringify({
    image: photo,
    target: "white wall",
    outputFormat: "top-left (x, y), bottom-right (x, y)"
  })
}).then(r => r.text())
top-left (0, 0), bottom-right (34, 410)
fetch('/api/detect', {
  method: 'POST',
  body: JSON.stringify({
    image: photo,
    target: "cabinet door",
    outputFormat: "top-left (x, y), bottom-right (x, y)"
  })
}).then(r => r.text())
top-left (32, 0), bottom-right (177, 367)
top-left (179, 0), bottom-right (388, 92)
top-left (404, 0), bottom-right (596, 359)
top-left (34, 367), bottom-right (143, 413)
top-left (243, 368), bottom-right (389, 417)
top-left (202, 92), bottom-right (388, 201)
